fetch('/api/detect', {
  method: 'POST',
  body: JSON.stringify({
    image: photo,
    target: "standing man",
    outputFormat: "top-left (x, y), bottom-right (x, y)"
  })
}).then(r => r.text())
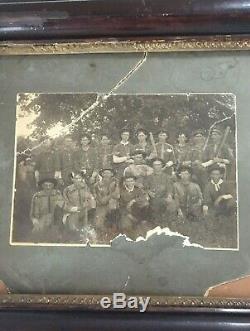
top-left (98, 134), bottom-right (113, 170)
top-left (35, 138), bottom-right (58, 184)
top-left (144, 158), bottom-right (176, 226)
top-left (15, 156), bottom-right (37, 240)
top-left (203, 128), bottom-right (234, 177)
top-left (63, 172), bottom-right (96, 233)
top-left (187, 129), bottom-right (208, 192)
top-left (30, 178), bottom-right (64, 241)
top-left (149, 130), bottom-right (176, 176)
top-left (55, 135), bottom-right (75, 187)
top-left (174, 132), bottom-right (191, 167)
top-left (113, 129), bottom-right (134, 178)
top-left (134, 129), bottom-right (151, 158)
top-left (73, 134), bottom-right (99, 185)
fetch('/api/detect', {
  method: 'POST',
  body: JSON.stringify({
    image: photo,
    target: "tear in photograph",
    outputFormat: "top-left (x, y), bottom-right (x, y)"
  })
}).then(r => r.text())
top-left (11, 93), bottom-right (238, 249)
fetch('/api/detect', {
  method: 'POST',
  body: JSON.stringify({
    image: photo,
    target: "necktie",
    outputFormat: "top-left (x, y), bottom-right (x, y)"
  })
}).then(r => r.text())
top-left (211, 179), bottom-right (223, 192)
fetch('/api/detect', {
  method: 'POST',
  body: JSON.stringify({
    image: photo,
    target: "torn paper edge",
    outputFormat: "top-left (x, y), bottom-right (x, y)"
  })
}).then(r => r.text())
top-left (204, 274), bottom-right (250, 297)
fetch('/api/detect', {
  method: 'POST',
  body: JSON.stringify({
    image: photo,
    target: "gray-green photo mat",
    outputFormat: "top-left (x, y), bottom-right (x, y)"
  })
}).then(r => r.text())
top-left (0, 51), bottom-right (248, 295)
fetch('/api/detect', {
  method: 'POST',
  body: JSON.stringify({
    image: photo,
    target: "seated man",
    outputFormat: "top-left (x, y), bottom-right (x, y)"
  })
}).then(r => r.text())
top-left (30, 178), bottom-right (64, 241)
top-left (203, 165), bottom-right (236, 217)
top-left (63, 172), bottom-right (96, 233)
top-left (93, 168), bottom-right (120, 237)
top-left (124, 150), bottom-right (153, 187)
top-left (144, 157), bottom-right (175, 226)
top-left (119, 175), bottom-right (150, 238)
top-left (174, 165), bottom-right (203, 223)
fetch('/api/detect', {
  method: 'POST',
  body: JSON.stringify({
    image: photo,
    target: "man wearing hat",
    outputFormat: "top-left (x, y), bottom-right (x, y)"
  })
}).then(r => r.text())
top-left (34, 138), bottom-right (59, 185)
top-left (124, 149), bottom-right (153, 187)
top-left (149, 130), bottom-right (176, 176)
top-left (15, 156), bottom-right (37, 240)
top-left (93, 168), bottom-right (120, 238)
top-left (63, 172), bottom-right (96, 233)
top-left (73, 134), bottom-right (99, 185)
top-left (203, 165), bottom-right (235, 218)
top-left (112, 129), bottom-right (135, 178)
top-left (97, 134), bottom-right (113, 170)
top-left (187, 129), bottom-right (208, 192)
top-left (30, 178), bottom-right (64, 240)
top-left (203, 127), bottom-right (234, 176)
top-left (55, 135), bottom-right (75, 187)
top-left (174, 132), bottom-right (191, 166)
top-left (144, 157), bottom-right (176, 225)
top-left (119, 175), bottom-right (150, 238)
top-left (173, 165), bottom-right (203, 224)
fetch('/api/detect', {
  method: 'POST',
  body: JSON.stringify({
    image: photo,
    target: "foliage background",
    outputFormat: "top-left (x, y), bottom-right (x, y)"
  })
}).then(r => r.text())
top-left (16, 93), bottom-right (236, 154)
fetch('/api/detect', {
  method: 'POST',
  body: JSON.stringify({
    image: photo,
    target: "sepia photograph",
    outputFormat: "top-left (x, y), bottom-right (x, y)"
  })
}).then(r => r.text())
top-left (11, 93), bottom-right (238, 249)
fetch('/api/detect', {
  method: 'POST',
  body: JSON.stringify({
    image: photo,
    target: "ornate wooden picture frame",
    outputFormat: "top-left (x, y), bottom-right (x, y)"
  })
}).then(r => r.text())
top-left (1, 0), bottom-right (250, 330)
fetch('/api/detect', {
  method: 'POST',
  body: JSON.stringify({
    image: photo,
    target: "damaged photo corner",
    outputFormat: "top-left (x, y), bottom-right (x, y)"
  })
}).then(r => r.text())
top-left (10, 52), bottom-right (239, 252)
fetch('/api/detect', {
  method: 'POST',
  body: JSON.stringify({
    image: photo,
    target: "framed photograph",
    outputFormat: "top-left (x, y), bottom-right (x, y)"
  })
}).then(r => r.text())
top-left (1, 0), bottom-right (250, 329)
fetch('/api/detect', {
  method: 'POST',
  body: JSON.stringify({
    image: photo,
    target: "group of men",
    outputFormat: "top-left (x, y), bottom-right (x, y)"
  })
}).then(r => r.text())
top-left (15, 125), bottom-right (237, 244)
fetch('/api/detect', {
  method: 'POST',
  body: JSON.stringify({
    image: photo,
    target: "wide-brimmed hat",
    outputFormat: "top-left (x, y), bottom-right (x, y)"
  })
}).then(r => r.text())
top-left (80, 133), bottom-right (91, 142)
top-left (208, 164), bottom-right (225, 174)
top-left (122, 174), bottom-right (137, 182)
top-left (69, 170), bottom-right (88, 179)
top-left (99, 168), bottom-right (116, 176)
top-left (192, 129), bottom-right (205, 137)
top-left (38, 178), bottom-right (57, 188)
top-left (211, 128), bottom-right (222, 135)
top-left (176, 165), bottom-right (192, 176)
top-left (131, 149), bottom-right (147, 158)
top-left (150, 157), bottom-right (165, 165)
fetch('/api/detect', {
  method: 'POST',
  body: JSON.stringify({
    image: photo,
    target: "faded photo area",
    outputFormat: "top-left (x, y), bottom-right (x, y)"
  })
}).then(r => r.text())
top-left (11, 93), bottom-right (238, 249)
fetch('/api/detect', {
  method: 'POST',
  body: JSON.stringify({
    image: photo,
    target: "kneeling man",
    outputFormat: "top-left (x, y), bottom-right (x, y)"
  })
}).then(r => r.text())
top-left (174, 165), bottom-right (203, 222)
top-left (30, 178), bottom-right (64, 240)
top-left (119, 175), bottom-right (150, 238)
top-left (203, 165), bottom-right (236, 217)
top-left (93, 168), bottom-right (120, 236)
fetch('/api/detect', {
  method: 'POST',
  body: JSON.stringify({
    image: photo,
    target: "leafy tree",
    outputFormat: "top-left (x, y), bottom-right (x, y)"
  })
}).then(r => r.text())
top-left (16, 93), bottom-right (236, 153)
